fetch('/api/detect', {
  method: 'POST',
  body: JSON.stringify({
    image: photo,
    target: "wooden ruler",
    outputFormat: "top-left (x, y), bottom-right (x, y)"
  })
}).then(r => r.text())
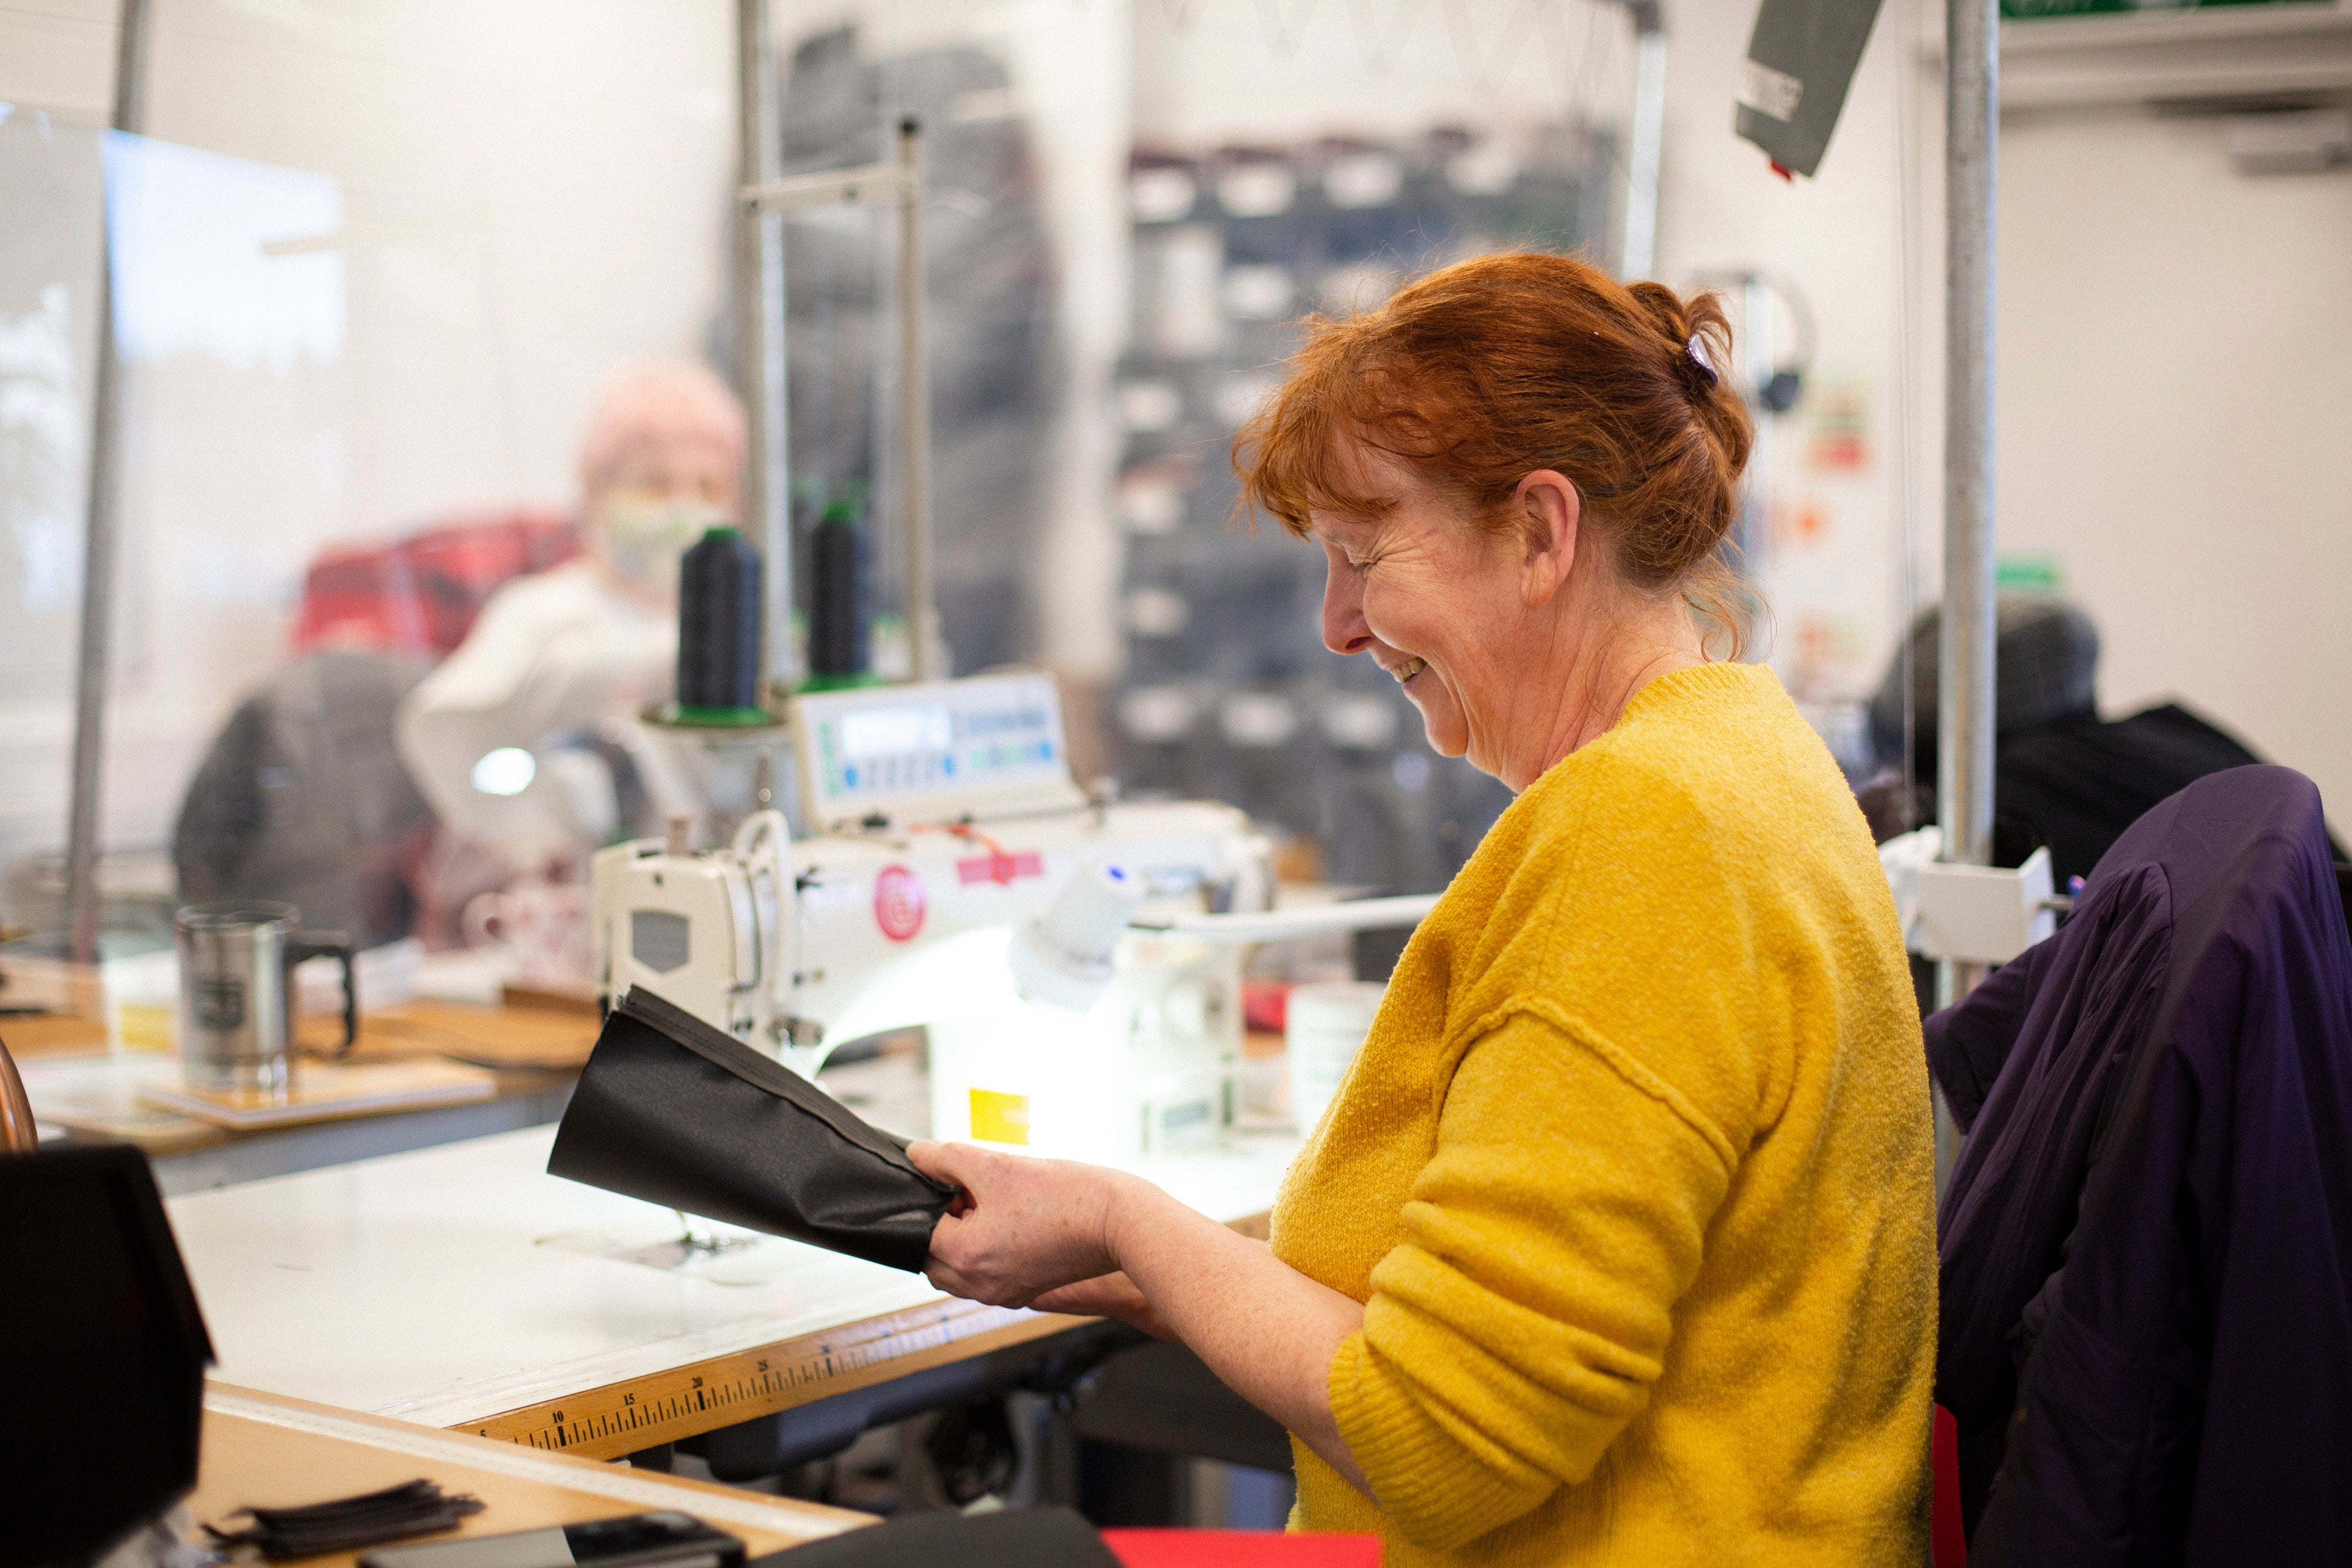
top-left (464, 1298), bottom-right (1083, 1460)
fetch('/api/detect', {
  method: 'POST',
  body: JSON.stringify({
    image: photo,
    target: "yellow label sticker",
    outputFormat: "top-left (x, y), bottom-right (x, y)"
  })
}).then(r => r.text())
top-left (115, 1002), bottom-right (175, 1052)
top-left (968, 1088), bottom-right (1031, 1146)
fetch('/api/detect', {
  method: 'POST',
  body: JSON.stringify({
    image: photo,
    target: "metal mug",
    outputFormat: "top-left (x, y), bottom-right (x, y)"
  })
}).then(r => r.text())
top-left (173, 901), bottom-right (357, 1092)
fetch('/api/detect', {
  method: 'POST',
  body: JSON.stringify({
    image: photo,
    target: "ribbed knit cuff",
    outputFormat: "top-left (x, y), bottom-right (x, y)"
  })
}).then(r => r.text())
top-left (1329, 1331), bottom-right (1555, 1552)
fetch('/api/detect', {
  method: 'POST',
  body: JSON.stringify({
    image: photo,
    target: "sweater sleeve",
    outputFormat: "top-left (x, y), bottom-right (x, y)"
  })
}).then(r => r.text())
top-left (1327, 1008), bottom-right (1738, 1550)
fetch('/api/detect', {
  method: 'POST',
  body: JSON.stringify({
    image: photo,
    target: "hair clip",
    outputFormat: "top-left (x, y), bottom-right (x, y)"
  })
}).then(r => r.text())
top-left (1683, 334), bottom-right (1719, 391)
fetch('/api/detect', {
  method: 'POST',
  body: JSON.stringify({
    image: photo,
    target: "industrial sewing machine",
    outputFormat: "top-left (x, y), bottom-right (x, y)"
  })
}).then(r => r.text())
top-left (592, 672), bottom-right (1276, 1161)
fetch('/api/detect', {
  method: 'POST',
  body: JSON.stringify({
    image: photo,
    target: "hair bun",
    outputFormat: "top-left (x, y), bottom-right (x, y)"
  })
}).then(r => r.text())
top-left (1626, 279), bottom-right (1688, 343)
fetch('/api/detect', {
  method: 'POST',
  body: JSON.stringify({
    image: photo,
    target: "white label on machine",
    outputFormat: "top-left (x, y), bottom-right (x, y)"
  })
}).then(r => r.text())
top-left (793, 672), bottom-right (1085, 827)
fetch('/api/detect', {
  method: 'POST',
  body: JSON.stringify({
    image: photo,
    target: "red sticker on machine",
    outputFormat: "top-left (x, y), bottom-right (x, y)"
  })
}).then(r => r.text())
top-left (873, 864), bottom-right (927, 942)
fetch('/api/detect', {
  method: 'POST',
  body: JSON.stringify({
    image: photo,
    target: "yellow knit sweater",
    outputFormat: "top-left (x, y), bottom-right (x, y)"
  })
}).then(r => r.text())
top-left (1269, 661), bottom-right (1936, 1566)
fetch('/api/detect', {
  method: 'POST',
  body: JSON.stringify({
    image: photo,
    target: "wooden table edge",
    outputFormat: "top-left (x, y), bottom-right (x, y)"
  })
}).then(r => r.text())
top-left (462, 1304), bottom-right (1098, 1460)
top-left (461, 1209), bottom-right (1271, 1462)
top-left (206, 1380), bottom-right (873, 1532)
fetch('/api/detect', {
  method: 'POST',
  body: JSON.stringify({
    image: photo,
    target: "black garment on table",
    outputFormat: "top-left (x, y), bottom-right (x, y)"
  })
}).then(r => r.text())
top-left (203, 1480), bottom-right (483, 1560)
top-left (750, 1507), bottom-right (1121, 1567)
top-left (1929, 765), bottom-right (2352, 1564)
top-left (547, 989), bottom-right (954, 1273)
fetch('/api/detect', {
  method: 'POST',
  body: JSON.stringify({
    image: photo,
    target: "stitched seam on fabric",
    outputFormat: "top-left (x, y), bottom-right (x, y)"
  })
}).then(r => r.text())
top-left (1455, 999), bottom-right (1739, 1174)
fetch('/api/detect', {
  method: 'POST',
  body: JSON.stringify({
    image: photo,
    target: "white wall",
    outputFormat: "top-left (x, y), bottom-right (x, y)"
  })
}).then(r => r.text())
top-left (1996, 101), bottom-right (2352, 815)
top-left (0, 0), bottom-right (737, 907)
top-left (1131, 0), bottom-right (1641, 144)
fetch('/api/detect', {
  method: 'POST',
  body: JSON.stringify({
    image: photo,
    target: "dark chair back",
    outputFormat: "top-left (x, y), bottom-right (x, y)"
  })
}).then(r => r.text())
top-left (1929, 766), bottom-right (2352, 1565)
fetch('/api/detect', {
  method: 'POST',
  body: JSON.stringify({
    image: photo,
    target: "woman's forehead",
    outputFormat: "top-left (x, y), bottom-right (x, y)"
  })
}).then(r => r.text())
top-left (1328, 432), bottom-right (1414, 494)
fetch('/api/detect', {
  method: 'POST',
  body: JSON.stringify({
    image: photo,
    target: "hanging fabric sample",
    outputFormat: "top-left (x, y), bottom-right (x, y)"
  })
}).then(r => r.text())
top-left (1736, 0), bottom-right (1888, 178)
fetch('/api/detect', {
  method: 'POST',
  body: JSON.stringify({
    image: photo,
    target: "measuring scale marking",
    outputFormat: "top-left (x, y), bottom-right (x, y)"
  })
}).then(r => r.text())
top-left (466, 1299), bottom-right (1056, 1460)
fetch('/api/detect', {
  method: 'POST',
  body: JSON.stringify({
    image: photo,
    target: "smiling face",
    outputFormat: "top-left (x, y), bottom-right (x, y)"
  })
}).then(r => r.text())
top-left (1312, 445), bottom-right (1556, 780)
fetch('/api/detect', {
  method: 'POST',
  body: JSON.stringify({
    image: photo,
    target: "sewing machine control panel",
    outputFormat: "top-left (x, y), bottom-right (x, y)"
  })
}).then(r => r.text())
top-left (792, 671), bottom-right (1086, 827)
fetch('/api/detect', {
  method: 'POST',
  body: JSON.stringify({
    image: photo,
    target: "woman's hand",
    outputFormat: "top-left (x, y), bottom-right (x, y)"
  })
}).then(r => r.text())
top-left (907, 1140), bottom-right (1135, 1309)
top-left (911, 1138), bottom-right (1374, 1497)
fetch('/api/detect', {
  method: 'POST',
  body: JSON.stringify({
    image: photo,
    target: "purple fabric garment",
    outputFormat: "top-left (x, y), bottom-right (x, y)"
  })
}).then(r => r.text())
top-left (1928, 765), bottom-right (2352, 1566)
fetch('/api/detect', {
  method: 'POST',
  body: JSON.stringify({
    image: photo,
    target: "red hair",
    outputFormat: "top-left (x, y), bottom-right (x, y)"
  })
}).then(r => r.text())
top-left (1233, 252), bottom-right (1756, 653)
top-left (579, 362), bottom-right (749, 504)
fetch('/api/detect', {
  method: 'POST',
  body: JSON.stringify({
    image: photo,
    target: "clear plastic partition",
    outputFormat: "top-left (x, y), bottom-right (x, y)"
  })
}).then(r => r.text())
top-left (1, 106), bottom-right (109, 943)
top-left (0, 3), bottom-right (746, 1028)
top-left (0, 0), bottom-right (1930, 1037)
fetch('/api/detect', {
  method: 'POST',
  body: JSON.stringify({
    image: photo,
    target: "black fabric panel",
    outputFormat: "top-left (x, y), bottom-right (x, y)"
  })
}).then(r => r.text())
top-left (1, 1144), bottom-right (213, 1564)
top-left (749, 1506), bottom-right (1121, 1566)
top-left (547, 989), bottom-right (954, 1273)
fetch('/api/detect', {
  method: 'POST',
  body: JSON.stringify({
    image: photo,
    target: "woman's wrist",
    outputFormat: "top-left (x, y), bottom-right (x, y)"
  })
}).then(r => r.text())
top-left (1098, 1168), bottom-right (1180, 1279)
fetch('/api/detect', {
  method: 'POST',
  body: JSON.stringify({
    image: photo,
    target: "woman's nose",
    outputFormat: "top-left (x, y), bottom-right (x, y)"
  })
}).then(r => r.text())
top-left (1322, 557), bottom-right (1372, 656)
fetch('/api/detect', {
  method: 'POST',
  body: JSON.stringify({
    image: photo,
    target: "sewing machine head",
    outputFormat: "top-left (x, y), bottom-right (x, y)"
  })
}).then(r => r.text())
top-left (592, 672), bottom-right (1274, 1159)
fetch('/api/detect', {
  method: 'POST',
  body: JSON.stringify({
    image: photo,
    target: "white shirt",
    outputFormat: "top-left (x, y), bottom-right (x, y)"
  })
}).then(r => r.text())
top-left (397, 561), bottom-right (687, 859)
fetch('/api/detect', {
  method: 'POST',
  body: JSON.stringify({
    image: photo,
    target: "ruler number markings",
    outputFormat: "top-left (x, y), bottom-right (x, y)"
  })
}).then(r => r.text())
top-left (469, 1302), bottom-right (1054, 1458)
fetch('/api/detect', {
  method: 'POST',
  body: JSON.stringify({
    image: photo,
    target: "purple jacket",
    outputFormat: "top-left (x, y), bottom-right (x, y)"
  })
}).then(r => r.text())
top-left (1929, 765), bottom-right (2352, 1564)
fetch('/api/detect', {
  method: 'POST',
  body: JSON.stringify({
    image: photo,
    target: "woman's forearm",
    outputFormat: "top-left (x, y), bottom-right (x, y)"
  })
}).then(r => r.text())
top-left (1106, 1176), bottom-right (1375, 1499)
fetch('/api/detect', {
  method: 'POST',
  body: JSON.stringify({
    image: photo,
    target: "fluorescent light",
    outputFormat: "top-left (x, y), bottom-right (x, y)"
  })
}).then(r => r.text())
top-left (470, 747), bottom-right (536, 797)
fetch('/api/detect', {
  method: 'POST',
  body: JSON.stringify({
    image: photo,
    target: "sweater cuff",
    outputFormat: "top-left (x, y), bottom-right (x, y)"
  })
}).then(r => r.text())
top-left (1328, 1330), bottom-right (1557, 1550)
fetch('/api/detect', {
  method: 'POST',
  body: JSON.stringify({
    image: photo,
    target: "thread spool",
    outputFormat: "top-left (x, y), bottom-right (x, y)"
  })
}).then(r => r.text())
top-left (675, 526), bottom-right (766, 724)
top-left (806, 497), bottom-right (871, 687)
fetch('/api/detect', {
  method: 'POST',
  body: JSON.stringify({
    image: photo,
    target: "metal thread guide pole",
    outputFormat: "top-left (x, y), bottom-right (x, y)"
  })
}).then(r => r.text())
top-left (1939, 0), bottom-right (1999, 975)
top-left (894, 118), bottom-right (939, 683)
top-left (735, 0), bottom-right (791, 700)
top-left (64, 0), bottom-right (150, 965)
top-left (737, 121), bottom-right (938, 687)
top-left (1619, 0), bottom-right (1668, 282)
top-left (1936, 0), bottom-right (1999, 1187)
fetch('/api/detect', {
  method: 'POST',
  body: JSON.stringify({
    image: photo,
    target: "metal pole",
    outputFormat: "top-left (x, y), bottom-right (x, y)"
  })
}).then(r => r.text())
top-left (1619, 2), bottom-right (1667, 281)
top-left (736, 0), bottom-right (792, 697)
top-left (1936, 0), bottom-right (1999, 1191)
top-left (64, 0), bottom-right (150, 965)
top-left (896, 117), bottom-right (941, 683)
top-left (1939, 0), bottom-right (1998, 913)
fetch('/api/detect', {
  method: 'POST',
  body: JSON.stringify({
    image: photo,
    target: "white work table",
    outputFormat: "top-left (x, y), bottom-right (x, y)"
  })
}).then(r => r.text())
top-left (166, 1118), bottom-right (1301, 1458)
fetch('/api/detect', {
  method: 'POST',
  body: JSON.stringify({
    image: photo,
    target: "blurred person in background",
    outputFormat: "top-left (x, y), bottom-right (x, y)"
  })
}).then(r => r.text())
top-left (173, 650), bottom-right (437, 951)
top-left (1857, 596), bottom-right (2342, 884)
top-left (396, 363), bottom-right (747, 895)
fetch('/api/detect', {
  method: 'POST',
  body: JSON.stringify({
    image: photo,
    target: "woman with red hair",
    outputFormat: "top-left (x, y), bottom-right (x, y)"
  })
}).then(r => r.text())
top-left (911, 253), bottom-right (1936, 1564)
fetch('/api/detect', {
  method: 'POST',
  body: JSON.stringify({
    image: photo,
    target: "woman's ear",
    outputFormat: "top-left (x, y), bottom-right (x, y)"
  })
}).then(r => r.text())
top-left (1515, 470), bottom-right (1581, 610)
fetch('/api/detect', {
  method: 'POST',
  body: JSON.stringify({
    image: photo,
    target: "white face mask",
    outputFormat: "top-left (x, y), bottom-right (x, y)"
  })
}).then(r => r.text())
top-left (599, 494), bottom-right (727, 599)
